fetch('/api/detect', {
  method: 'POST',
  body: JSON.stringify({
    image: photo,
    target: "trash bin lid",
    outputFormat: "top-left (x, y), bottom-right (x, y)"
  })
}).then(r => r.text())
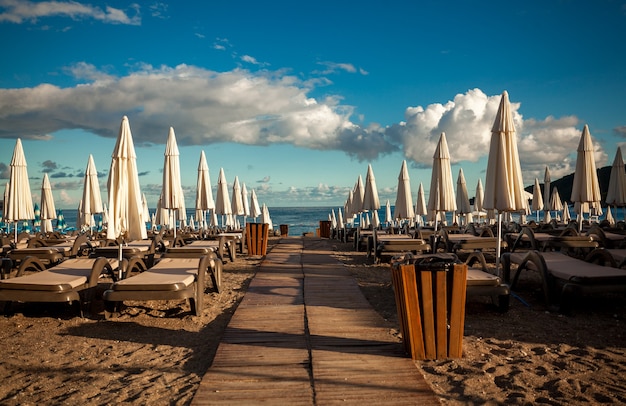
top-left (412, 253), bottom-right (459, 271)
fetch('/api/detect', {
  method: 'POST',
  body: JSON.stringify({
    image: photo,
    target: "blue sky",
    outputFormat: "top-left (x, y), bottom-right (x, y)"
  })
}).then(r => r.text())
top-left (1, 0), bottom-right (626, 210)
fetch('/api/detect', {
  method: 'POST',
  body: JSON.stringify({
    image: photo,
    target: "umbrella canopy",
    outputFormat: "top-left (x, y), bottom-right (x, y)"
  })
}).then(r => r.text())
top-left (106, 116), bottom-right (147, 243)
top-left (550, 187), bottom-right (563, 212)
top-left (543, 166), bottom-right (551, 221)
top-left (162, 127), bottom-right (185, 233)
top-left (215, 168), bottom-right (232, 217)
top-left (483, 91), bottom-right (527, 213)
top-left (261, 203), bottom-right (272, 229)
top-left (384, 199), bottom-right (393, 224)
top-left (532, 178), bottom-right (544, 223)
top-left (571, 125), bottom-right (601, 228)
top-left (605, 206), bottom-right (615, 226)
top-left (337, 208), bottom-right (345, 230)
top-left (562, 201), bottom-right (571, 223)
top-left (427, 132), bottom-right (457, 229)
top-left (40, 173), bottom-right (56, 233)
top-left (330, 209), bottom-right (337, 229)
top-left (141, 193), bottom-right (150, 224)
top-left (394, 160), bottom-right (415, 220)
top-left (195, 150), bottom-right (215, 212)
top-left (79, 154), bottom-right (103, 230)
top-left (250, 189), bottom-right (261, 219)
top-left (5, 139), bottom-right (35, 232)
top-left (362, 164), bottom-right (381, 212)
top-left (414, 182), bottom-right (427, 225)
top-left (474, 179), bottom-right (484, 223)
top-left (351, 175), bottom-right (365, 216)
top-left (231, 176), bottom-right (245, 217)
top-left (605, 146), bottom-right (626, 208)
top-left (455, 168), bottom-right (471, 221)
top-left (241, 183), bottom-right (250, 218)
top-left (483, 91), bottom-right (527, 268)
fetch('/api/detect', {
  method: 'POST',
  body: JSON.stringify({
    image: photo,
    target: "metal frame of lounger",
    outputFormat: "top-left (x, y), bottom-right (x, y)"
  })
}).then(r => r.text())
top-left (0, 256), bottom-right (116, 317)
top-left (501, 250), bottom-right (626, 313)
top-left (103, 249), bottom-right (222, 319)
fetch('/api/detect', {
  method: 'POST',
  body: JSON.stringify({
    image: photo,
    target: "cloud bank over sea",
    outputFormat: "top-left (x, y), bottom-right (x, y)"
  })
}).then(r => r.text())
top-left (0, 63), bottom-right (606, 183)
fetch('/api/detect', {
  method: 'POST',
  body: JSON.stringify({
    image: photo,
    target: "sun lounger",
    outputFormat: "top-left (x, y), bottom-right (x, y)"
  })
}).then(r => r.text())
top-left (103, 249), bottom-right (221, 318)
top-left (501, 250), bottom-right (626, 313)
top-left (586, 224), bottom-right (626, 249)
top-left (374, 236), bottom-right (431, 263)
top-left (26, 234), bottom-right (93, 258)
top-left (0, 256), bottom-right (116, 317)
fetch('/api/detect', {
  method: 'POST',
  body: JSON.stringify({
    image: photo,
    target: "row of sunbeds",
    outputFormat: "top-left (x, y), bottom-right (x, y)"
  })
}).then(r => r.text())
top-left (0, 231), bottom-right (231, 318)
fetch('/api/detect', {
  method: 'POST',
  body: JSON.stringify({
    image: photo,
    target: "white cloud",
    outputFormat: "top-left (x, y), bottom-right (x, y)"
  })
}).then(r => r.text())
top-left (315, 61), bottom-right (367, 75)
top-left (0, 0), bottom-right (141, 25)
top-left (0, 63), bottom-right (601, 186)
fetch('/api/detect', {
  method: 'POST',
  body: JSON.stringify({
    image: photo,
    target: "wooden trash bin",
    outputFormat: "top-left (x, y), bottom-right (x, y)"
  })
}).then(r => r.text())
top-left (391, 254), bottom-right (467, 360)
top-left (319, 220), bottom-right (331, 238)
top-left (246, 223), bottom-right (269, 256)
top-left (279, 224), bottom-right (289, 236)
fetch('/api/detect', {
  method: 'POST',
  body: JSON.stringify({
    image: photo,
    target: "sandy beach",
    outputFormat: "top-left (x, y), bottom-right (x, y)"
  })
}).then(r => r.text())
top-left (1, 237), bottom-right (625, 405)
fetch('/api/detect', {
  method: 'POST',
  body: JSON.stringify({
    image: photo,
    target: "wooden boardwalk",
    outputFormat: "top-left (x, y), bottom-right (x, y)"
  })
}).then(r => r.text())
top-left (192, 237), bottom-right (440, 405)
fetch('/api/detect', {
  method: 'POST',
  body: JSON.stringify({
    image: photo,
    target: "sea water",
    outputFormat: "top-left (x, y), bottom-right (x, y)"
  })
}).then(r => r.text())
top-left (2, 206), bottom-right (623, 236)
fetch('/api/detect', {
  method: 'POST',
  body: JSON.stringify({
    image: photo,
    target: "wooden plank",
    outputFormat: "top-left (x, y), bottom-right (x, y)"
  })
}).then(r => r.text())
top-left (401, 264), bottom-right (425, 360)
top-left (419, 270), bottom-right (436, 359)
top-left (435, 270), bottom-right (448, 359)
top-left (448, 263), bottom-right (467, 358)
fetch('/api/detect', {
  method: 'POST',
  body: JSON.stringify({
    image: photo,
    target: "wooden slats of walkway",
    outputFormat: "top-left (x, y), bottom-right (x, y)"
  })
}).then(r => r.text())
top-left (192, 238), bottom-right (440, 405)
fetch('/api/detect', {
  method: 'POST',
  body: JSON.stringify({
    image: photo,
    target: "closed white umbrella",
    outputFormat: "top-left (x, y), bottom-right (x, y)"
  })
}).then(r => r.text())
top-left (331, 209), bottom-right (337, 229)
top-left (106, 116), bottom-right (147, 269)
top-left (231, 176), bottom-right (245, 226)
top-left (385, 199), bottom-right (393, 226)
top-left (415, 183), bottom-right (427, 226)
top-left (195, 150), bottom-right (214, 231)
top-left (606, 146), bottom-right (626, 221)
top-left (455, 168), bottom-right (471, 226)
top-left (261, 203), bottom-right (272, 229)
top-left (550, 186), bottom-right (563, 213)
top-left (250, 189), bottom-right (261, 221)
top-left (155, 192), bottom-right (169, 227)
top-left (562, 201), bottom-right (571, 223)
top-left (362, 164), bottom-right (381, 212)
top-left (352, 175), bottom-right (365, 226)
top-left (241, 183), bottom-right (250, 218)
top-left (605, 206), bottom-right (615, 226)
top-left (80, 154), bottom-right (103, 233)
top-left (5, 138), bottom-right (35, 240)
top-left (394, 160), bottom-right (415, 221)
top-left (344, 190), bottom-right (354, 223)
top-left (40, 173), bottom-right (56, 234)
top-left (532, 178), bottom-right (544, 222)
top-left (161, 127), bottom-right (185, 237)
top-left (372, 210), bottom-right (380, 228)
top-left (141, 193), bottom-right (150, 222)
top-left (474, 179), bottom-right (484, 223)
top-left (483, 91), bottom-right (527, 269)
top-left (215, 168), bottom-right (232, 227)
top-left (428, 132), bottom-right (457, 236)
top-left (543, 166), bottom-right (551, 223)
top-left (337, 208), bottom-right (345, 230)
top-left (571, 125), bottom-right (601, 230)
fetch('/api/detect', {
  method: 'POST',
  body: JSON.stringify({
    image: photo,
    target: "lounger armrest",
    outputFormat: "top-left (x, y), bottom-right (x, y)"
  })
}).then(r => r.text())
top-left (16, 256), bottom-right (48, 276)
top-left (89, 257), bottom-right (116, 287)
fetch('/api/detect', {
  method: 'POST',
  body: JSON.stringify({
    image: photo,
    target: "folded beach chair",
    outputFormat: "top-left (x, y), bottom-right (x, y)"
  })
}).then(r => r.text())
top-left (0, 256), bottom-right (116, 317)
top-left (102, 248), bottom-right (222, 318)
top-left (501, 250), bottom-right (626, 313)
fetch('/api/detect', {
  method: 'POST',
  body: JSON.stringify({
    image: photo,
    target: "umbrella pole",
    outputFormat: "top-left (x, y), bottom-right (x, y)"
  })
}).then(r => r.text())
top-left (118, 243), bottom-right (123, 280)
top-left (494, 212), bottom-right (502, 273)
